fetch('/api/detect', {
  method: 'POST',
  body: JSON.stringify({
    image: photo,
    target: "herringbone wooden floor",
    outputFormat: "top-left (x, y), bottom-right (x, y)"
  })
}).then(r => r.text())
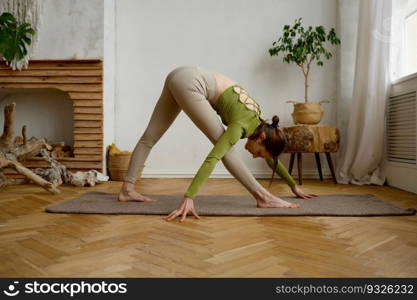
top-left (0, 178), bottom-right (416, 277)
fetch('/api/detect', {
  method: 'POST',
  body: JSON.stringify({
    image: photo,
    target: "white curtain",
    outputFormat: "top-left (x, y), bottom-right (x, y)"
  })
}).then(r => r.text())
top-left (335, 0), bottom-right (408, 186)
top-left (389, 0), bottom-right (409, 80)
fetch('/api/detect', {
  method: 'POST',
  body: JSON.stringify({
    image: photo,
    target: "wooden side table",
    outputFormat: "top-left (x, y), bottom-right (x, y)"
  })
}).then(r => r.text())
top-left (282, 125), bottom-right (340, 185)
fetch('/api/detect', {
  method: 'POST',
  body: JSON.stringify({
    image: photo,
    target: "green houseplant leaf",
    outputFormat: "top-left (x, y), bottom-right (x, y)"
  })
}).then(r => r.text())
top-left (269, 18), bottom-right (340, 102)
top-left (0, 12), bottom-right (35, 68)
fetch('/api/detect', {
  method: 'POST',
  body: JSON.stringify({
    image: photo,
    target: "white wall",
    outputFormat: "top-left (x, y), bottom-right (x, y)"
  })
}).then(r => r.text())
top-left (103, 0), bottom-right (116, 175)
top-left (115, 0), bottom-right (338, 179)
top-left (32, 0), bottom-right (103, 59)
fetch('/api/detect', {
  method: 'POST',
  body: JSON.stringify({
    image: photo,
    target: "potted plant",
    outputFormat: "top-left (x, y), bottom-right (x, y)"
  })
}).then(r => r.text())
top-left (0, 12), bottom-right (35, 70)
top-left (269, 18), bottom-right (340, 125)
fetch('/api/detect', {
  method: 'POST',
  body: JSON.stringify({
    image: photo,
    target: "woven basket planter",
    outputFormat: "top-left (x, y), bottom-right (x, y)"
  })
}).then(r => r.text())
top-left (107, 153), bottom-right (131, 181)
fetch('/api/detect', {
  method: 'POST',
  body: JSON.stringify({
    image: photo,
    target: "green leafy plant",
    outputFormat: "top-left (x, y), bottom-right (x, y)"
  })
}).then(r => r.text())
top-left (269, 18), bottom-right (340, 102)
top-left (0, 12), bottom-right (35, 66)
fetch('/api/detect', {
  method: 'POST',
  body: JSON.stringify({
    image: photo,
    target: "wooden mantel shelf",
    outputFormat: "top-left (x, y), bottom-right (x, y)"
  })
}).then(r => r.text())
top-left (0, 59), bottom-right (102, 66)
top-left (23, 59), bottom-right (102, 61)
top-left (1, 59), bottom-right (102, 63)
top-left (0, 59), bottom-right (104, 177)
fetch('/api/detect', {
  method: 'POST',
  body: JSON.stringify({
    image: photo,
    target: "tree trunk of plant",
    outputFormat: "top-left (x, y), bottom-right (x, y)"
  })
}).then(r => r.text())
top-left (304, 72), bottom-right (309, 102)
top-left (299, 64), bottom-right (309, 103)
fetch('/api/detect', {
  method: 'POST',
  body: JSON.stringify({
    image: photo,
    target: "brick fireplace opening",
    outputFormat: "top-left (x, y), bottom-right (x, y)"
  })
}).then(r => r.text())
top-left (0, 59), bottom-right (103, 178)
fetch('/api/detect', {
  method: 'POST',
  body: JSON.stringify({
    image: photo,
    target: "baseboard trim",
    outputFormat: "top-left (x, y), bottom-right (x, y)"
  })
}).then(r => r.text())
top-left (141, 169), bottom-right (333, 179)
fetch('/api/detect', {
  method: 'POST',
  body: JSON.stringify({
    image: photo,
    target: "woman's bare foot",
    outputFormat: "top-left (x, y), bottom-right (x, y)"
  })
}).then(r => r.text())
top-left (257, 199), bottom-right (299, 208)
top-left (253, 188), bottom-right (299, 208)
top-left (118, 182), bottom-right (157, 202)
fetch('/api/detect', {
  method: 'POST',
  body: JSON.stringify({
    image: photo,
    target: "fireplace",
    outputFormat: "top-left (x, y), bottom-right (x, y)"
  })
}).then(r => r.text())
top-left (0, 59), bottom-right (104, 178)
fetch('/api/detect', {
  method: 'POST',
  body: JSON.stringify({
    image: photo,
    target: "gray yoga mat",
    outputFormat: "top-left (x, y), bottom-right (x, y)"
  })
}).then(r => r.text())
top-left (45, 192), bottom-right (416, 216)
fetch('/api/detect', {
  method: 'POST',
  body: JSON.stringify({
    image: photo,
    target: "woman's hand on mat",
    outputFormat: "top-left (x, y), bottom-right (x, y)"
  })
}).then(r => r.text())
top-left (165, 197), bottom-right (201, 222)
top-left (290, 185), bottom-right (318, 199)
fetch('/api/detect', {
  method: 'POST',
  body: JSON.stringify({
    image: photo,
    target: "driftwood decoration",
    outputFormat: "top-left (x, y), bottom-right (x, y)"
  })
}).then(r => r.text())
top-left (0, 102), bottom-right (60, 194)
top-left (34, 149), bottom-right (72, 186)
top-left (69, 170), bottom-right (108, 187)
top-left (34, 148), bottom-right (109, 187)
top-left (47, 141), bottom-right (73, 158)
top-left (0, 102), bottom-right (108, 192)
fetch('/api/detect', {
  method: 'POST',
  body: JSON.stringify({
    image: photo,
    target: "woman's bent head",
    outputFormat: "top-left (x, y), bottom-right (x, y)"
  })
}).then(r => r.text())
top-left (244, 115), bottom-right (287, 188)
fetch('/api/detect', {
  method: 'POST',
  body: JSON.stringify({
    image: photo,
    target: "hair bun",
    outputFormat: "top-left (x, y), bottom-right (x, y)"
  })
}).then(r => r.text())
top-left (271, 115), bottom-right (280, 128)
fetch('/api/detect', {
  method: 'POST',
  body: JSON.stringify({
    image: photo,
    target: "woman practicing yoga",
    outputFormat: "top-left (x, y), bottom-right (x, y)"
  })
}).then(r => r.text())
top-left (117, 65), bottom-right (317, 221)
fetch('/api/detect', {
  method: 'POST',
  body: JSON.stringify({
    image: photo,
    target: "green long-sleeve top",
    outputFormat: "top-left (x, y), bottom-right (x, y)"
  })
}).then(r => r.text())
top-left (183, 85), bottom-right (296, 200)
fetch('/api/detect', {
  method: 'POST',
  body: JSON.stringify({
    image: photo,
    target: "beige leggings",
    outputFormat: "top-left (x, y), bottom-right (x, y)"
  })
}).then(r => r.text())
top-left (123, 65), bottom-right (265, 196)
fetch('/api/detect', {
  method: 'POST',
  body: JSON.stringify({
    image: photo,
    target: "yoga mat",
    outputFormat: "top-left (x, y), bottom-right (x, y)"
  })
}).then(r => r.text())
top-left (45, 192), bottom-right (416, 216)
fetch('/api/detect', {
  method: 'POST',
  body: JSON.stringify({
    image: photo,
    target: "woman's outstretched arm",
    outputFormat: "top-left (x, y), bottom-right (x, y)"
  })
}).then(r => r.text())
top-left (264, 157), bottom-right (296, 187)
top-left (264, 157), bottom-right (318, 199)
top-left (165, 123), bottom-right (243, 222)
top-left (183, 123), bottom-right (243, 200)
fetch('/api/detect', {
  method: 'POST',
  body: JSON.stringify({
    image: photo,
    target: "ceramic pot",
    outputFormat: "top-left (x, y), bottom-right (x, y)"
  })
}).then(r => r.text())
top-left (286, 100), bottom-right (329, 125)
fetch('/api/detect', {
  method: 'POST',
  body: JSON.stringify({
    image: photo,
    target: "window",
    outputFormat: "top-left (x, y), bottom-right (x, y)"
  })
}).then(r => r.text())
top-left (405, 2), bottom-right (417, 76)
